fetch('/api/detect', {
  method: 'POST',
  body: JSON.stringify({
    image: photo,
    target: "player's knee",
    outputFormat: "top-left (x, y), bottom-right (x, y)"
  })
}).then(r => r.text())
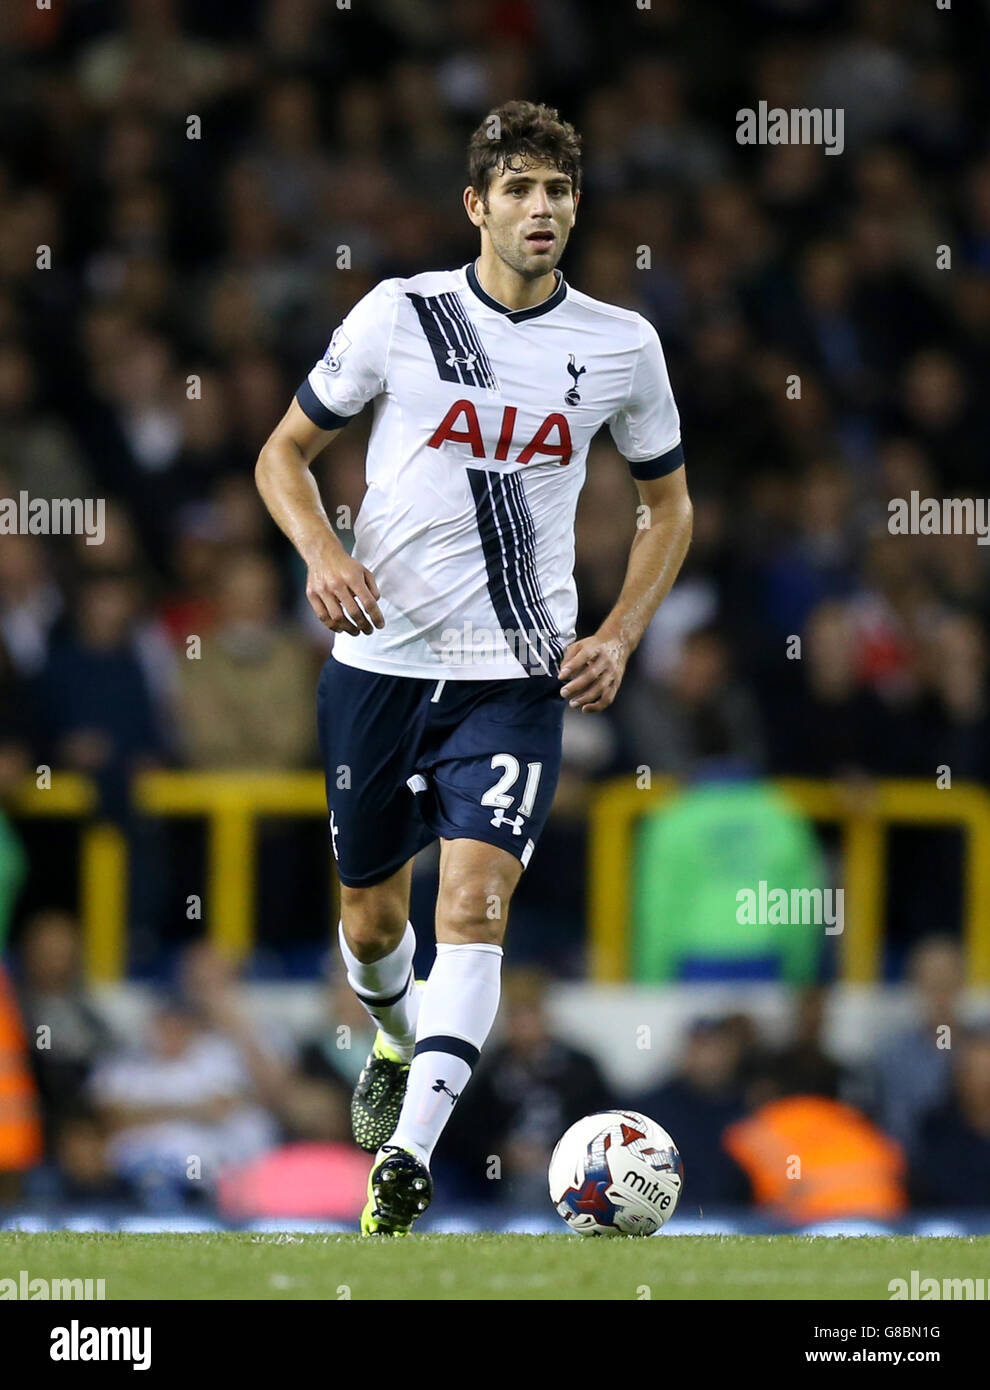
top-left (339, 886), bottom-right (407, 961)
top-left (436, 874), bottom-right (512, 945)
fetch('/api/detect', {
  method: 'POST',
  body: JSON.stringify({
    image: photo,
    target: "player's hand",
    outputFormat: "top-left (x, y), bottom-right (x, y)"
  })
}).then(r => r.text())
top-left (558, 633), bottom-right (629, 712)
top-left (305, 543), bottom-right (384, 636)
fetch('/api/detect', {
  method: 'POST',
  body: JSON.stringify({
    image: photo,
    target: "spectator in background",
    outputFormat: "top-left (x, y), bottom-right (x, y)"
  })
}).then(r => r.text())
top-left (921, 612), bottom-right (990, 783)
top-left (911, 1027), bottom-right (990, 1208)
top-left (0, 633), bottom-right (30, 797)
top-left (158, 512), bottom-right (223, 645)
top-left (172, 551), bottom-right (320, 951)
top-left (846, 532), bottom-right (944, 755)
top-left (86, 325), bottom-right (187, 567)
top-left (618, 625), bottom-right (766, 778)
top-left (87, 995), bottom-right (280, 1209)
top-left (75, 0), bottom-right (243, 116)
top-left (786, 240), bottom-right (874, 415)
top-left (724, 1052), bottom-right (907, 1227)
top-left (176, 550), bottom-right (316, 769)
top-left (16, 909), bottom-right (116, 1147)
top-left (0, 341), bottom-right (92, 499)
top-left (176, 940), bottom-right (296, 1120)
top-left (0, 532), bottom-right (63, 680)
top-left (767, 599), bottom-right (882, 777)
top-left (31, 571), bottom-right (164, 815)
top-left (243, 75), bottom-right (331, 234)
top-left (48, 1106), bottom-right (135, 1207)
top-left (871, 935), bottom-right (963, 1161)
top-left (0, 733), bottom-right (33, 1195)
top-left (168, 371), bottom-right (242, 507)
top-left (637, 1017), bottom-right (750, 1209)
top-left (624, 54), bottom-right (724, 186)
top-left (442, 969), bottom-right (612, 1207)
top-left (771, 987), bottom-right (850, 1103)
top-left (0, 963), bottom-right (42, 1200)
top-left (931, 525), bottom-right (990, 627)
top-left (896, 349), bottom-right (987, 492)
top-left (210, 474), bottom-right (270, 553)
top-left (632, 710), bottom-right (829, 984)
top-left (758, 461), bottom-right (858, 641)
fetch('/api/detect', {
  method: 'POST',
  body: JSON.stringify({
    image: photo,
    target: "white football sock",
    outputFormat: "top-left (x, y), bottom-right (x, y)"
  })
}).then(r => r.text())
top-left (389, 941), bottom-right (503, 1164)
top-left (338, 921), bottom-right (420, 1062)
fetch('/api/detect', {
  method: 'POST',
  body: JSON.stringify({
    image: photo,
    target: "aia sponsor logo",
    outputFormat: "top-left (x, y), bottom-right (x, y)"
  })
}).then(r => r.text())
top-left (427, 399), bottom-right (573, 466)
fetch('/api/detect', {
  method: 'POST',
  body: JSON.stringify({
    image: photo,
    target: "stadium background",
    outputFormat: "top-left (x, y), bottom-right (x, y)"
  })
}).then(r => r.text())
top-left (0, 0), bottom-right (989, 1233)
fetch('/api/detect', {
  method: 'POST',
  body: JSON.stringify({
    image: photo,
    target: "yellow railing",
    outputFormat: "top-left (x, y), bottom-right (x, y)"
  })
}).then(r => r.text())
top-left (588, 776), bottom-right (990, 985)
top-left (10, 772), bottom-right (990, 983)
top-left (11, 771), bottom-right (330, 980)
top-left (137, 771), bottom-right (329, 965)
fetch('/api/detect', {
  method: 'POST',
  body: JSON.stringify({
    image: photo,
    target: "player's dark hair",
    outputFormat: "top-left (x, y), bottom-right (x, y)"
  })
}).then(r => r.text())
top-left (467, 100), bottom-right (582, 204)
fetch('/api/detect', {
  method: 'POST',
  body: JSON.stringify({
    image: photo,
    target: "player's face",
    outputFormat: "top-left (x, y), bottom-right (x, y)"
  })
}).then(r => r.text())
top-left (478, 162), bottom-right (578, 280)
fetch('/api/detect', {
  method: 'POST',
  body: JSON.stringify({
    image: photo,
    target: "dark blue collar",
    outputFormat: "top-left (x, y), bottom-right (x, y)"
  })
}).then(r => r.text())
top-left (465, 259), bottom-right (567, 323)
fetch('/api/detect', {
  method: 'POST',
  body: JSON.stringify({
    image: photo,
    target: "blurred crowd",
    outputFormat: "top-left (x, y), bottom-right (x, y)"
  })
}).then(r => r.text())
top-left (2, 916), bottom-right (988, 1220)
top-left (1, 1), bottom-right (989, 964)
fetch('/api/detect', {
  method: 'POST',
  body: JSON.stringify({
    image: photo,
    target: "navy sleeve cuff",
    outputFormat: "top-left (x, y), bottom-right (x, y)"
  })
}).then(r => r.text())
top-left (295, 379), bottom-right (354, 431)
top-left (627, 442), bottom-right (684, 480)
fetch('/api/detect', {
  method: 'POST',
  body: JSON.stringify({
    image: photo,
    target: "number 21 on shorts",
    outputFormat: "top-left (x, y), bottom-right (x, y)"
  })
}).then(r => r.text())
top-left (481, 755), bottom-right (542, 836)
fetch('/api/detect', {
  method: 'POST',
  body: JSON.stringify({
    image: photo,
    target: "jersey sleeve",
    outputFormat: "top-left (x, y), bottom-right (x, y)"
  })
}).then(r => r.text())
top-left (295, 279), bottom-right (397, 429)
top-left (608, 317), bottom-right (684, 479)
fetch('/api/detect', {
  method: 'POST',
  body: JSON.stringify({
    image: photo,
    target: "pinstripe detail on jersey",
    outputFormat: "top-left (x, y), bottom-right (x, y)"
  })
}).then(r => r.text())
top-left (441, 293), bottom-right (500, 391)
top-left (468, 468), bottom-right (562, 677)
top-left (406, 292), bottom-right (499, 390)
top-left (500, 471), bottom-right (566, 667)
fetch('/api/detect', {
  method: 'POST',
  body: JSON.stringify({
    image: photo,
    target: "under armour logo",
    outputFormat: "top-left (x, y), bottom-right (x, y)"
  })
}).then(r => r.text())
top-left (565, 353), bottom-right (587, 405)
top-left (490, 807), bottom-right (525, 836)
top-left (432, 1079), bottom-right (459, 1104)
top-left (446, 348), bottom-right (478, 370)
top-left (329, 810), bottom-right (339, 860)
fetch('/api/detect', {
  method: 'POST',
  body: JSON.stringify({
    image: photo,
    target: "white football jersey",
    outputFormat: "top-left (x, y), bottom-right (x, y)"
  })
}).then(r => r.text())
top-left (298, 261), bottom-right (683, 680)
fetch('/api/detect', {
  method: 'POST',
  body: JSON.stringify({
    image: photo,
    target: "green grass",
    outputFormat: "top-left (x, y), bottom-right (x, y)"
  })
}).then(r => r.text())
top-left (1, 1232), bottom-right (988, 1300)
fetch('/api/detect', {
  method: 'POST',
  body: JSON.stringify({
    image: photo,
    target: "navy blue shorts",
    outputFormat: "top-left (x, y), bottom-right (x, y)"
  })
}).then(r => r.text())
top-left (316, 657), bottom-right (565, 887)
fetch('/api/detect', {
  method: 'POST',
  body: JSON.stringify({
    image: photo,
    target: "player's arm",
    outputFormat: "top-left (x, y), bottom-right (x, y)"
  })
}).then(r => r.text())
top-left (254, 398), bottom-right (383, 636)
top-left (560, 466), bottom-right (692, 712)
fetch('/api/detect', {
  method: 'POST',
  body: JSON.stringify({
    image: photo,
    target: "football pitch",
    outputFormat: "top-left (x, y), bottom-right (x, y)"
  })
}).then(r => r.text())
top-left (3, 1233), bottom-right (989, 1300)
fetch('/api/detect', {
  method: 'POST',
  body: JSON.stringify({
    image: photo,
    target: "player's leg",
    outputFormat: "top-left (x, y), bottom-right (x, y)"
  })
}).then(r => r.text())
top-left (392, 836), bottom-right (519, 1151)
top-left (339, 861), bottom-right (426, 1154)
top-left (338, 859), bottom-right (417, 1049)
top-left (316, 657), bottom-right (434, 1151)
top-left (363, 837), bottom-right (521, 1234)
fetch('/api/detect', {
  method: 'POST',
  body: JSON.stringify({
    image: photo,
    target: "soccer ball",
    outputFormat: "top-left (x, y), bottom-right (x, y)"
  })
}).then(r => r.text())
top-left (548, 1110), bottom-right (683, 1236)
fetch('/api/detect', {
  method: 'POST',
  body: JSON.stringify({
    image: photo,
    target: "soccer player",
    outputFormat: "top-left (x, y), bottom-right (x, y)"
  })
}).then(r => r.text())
top-left (255, 101), bottom-right (693, 1234)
